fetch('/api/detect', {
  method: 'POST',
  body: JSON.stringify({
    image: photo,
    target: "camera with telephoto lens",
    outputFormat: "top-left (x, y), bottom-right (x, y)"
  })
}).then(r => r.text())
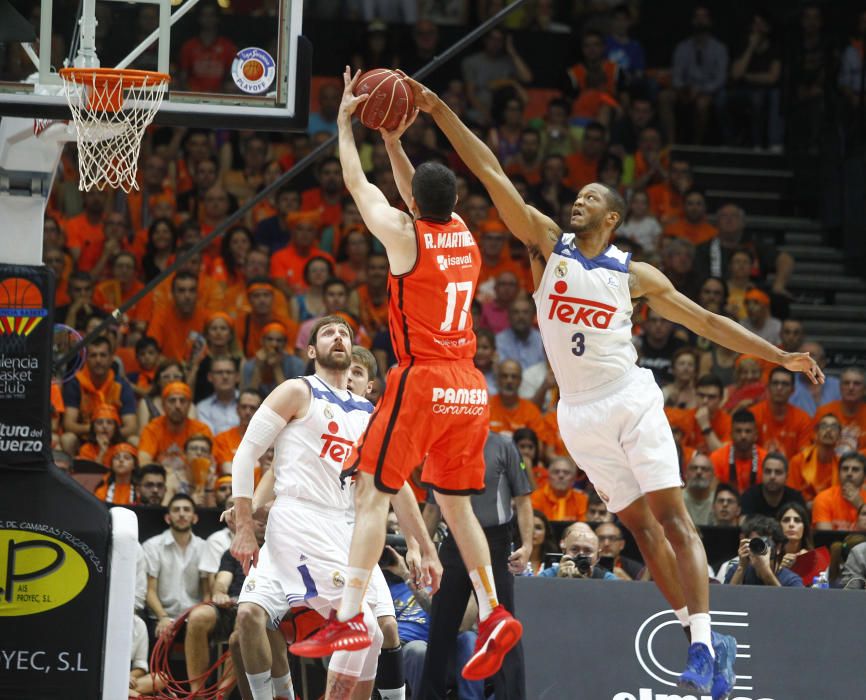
top-left (574, 553), bottom-right (594, 575)
top-left (748, 536), bottom-right (772, 556)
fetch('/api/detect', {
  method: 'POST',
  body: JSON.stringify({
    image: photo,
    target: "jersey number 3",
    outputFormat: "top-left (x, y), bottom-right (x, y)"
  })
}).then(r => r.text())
top-left (440, 281), bottom-right (473, 332)
top-left (571, 332), bottom-right (586, 357)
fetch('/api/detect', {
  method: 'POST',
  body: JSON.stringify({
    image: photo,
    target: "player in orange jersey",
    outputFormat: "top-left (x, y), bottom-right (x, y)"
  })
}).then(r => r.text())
top-left (290, 68), bottom-right (522, 684)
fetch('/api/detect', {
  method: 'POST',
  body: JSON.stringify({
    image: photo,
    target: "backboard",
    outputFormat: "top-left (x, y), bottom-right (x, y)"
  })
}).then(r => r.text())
top-left (0, 0), bottom-right (310, 131)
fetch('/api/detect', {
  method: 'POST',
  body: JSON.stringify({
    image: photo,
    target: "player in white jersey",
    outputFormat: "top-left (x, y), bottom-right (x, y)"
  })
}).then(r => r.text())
top-left (231, 317), bottom-right (435, 700)
top-left (409, 77), bottom-right (824, 700)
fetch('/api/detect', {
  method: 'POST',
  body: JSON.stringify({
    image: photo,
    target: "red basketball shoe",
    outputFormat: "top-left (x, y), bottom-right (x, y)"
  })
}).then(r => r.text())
top-left (461, 605), bottom-right (523, 681)
top-left (289, 611), bottom-right (371, 657)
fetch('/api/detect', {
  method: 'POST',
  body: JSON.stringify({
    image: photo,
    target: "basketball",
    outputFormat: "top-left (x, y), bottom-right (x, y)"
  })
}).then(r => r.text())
top-left (242, 59), bottom-right (265, 81)
top-left (0, 277), bottom-right (43, 310)
top-left (354, 68), bottom-right (414, 131)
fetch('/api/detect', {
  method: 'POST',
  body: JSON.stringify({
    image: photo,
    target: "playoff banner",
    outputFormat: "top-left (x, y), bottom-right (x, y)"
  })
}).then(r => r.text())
top-left (0, 264), bottom-right (53, 465)
top-left (516, 577), bottom-right (862, 699)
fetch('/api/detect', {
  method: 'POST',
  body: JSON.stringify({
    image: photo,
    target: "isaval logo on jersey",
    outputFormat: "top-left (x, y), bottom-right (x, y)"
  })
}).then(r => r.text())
top-left (436, 253), bottom-right (473, 271)
top-left (547, 280), bottom-right (615, 329)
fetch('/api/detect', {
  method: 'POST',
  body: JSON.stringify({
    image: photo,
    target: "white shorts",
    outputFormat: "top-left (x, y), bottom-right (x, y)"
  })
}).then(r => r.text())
top-left (237, 546), bottom-right (291, 630)
top-left (557, 366), bottom-right (682, 513)
top-left (368, 564), bottom-right (396, 619)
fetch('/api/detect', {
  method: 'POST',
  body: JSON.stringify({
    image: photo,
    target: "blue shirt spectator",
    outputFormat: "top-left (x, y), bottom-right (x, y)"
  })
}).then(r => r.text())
top-left (791, 373), bottom-right (841, 417)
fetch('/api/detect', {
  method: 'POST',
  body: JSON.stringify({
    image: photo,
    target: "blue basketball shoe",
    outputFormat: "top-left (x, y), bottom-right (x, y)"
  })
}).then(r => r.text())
top-left (711, 631), bottom-right (737, 700)
top-left (678, 642), bottom-right (713, 693)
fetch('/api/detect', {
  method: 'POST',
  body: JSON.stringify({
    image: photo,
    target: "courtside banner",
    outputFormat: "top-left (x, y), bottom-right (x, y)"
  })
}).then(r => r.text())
top-left (516, 577), bottom-right (861, 699)
top-left (0, 264), bottom-right (53, 465)
top-left (0, 468), bottom-right (111, 699)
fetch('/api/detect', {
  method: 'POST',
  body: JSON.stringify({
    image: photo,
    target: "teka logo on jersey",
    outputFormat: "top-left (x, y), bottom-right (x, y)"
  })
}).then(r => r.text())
top-left (423, 230), bottom-right (474, 249)
top-left (320, 420), bottom-right (354, 466)
top-left (431, 386), bottom-right (488, 415)
top-left (547, 280), bottom-right (615, 328)
top-left (611, 610), bottom-right (769, 700)
top-left (436, 253), bottom-right (473, 271)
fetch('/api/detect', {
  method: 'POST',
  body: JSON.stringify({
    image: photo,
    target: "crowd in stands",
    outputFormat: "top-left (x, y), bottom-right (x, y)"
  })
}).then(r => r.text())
top-left (8, 0), bottom-right (866, 692)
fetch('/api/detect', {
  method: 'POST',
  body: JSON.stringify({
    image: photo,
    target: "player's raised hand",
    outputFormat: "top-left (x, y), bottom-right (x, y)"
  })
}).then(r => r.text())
top-left (419, 549), bottom-right (443, 594)
top-left (379, 107), bottom-right (419, 144)
top-left (340, 66), bottom-right (368, 118)
top-left (781, 351), bottom-right (825, 384)
top-left (398, 73), bottom-right (438, 113)
top-left (230, 525), bottom-right (260, 576)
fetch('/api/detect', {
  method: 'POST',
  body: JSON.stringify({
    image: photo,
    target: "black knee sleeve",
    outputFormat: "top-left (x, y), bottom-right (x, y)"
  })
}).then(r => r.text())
top-left (375, 645), bottom-right (405, 689)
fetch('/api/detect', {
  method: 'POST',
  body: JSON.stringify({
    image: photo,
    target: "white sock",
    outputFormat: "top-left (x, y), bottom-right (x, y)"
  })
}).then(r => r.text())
top-left (246, 670), bottom-right (273, 700)
top-left (378, 688), bottom-right (406, 699)
top-left (674, 606), bottom-right (690, 627)
top-left (337, 566), bottom-right (371, 622)
top-left (688, 613), bottom-right (714, 658)
top-left (273, 671), bottom-right (294, 699)
top-left (468, 565), bottom-right (499, 621)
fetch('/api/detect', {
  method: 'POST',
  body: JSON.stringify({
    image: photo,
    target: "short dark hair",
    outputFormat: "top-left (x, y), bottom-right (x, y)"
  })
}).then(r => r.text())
top-left (86, 335), bottom-right (112, 351)
top-left (411, 162), bottom-right (457, 219)
top-left (173, 270), bottom-right (198, 289)
top-left (602, 184), bottom-right (626, 230)
top-left (714, 482), bottom-right (740, 503)
top-left (323, 277), bottom-right (349, 295)
top-left (769, 366), bottom-right (795, 383)
top-left (167, 493), bottom-right (196, 511)
top-left (696, 373), bottom-right (724, 393)
top-left (135, 336), bottom-right (160, 354)
top-left (585, 120), bottom-right (606, 136)
top-left (139, 463), bottom-right (166, 480)
top-left (351, 346), bottom-right (377, 380)
top-left (839, 451), bottom-right (866, 472)
top-left (741, 514), bottom-right (785, 546)
top-left (308, 314), bottom-right (354, 346)
top-left (184, 434), bottom-right (212, 451)
top-left (731, 409), bottom-right (756, 425)
top-left (475, 327), bottom-right (496, 346)
top-left (762, 451), bottom-right (788, 473)
top-left (239, 388), bottom-right (262, 403)
top-left (69, 271), bottom-right (93, 285)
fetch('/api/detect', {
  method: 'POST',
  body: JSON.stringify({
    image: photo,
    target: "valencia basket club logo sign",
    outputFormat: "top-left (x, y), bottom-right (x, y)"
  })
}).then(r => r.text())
top-left (0, 277), bottom-right (48, 337)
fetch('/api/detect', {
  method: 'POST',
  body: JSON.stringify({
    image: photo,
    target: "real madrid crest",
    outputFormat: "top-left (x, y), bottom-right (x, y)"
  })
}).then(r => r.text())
top-left (245, 578), bottom-right (256, 592)
top-left (554, 260), bottom-right (568, 278)
top-left (332, 571), bottom-right (345, 587)
top-left (324, 405), bottom-right (334, 419)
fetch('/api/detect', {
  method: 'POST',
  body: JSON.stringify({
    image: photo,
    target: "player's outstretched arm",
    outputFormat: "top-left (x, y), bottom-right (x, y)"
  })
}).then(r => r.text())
top-left (379, 107), bottom-right (420, 211)
top-left (630, 261), bottom-right (824, 384)
top-left (337, 67), bottom-right (415, 252)
top-left (404, 76), bottom-right (559, 254)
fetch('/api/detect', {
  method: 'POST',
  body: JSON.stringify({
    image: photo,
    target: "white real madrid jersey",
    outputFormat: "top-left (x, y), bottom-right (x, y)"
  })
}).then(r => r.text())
top-left (532, 235), bottom-right (637, 397)
top-left (272, 374), bottom-right (373, 511)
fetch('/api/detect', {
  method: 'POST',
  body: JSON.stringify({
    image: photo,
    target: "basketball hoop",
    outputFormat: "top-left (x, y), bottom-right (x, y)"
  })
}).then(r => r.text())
top-left (59, 67), bottom-right (169, 192)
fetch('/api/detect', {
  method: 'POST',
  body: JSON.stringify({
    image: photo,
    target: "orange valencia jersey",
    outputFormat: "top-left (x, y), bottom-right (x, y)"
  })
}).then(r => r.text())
top-left (390, 215), bottom-right (481, 364)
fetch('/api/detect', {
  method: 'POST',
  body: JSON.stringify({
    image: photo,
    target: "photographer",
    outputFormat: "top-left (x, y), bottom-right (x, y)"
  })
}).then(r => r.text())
top-left (723, 515), bottom-right (804, 587)
top-left (539, 523), bottom-right (618, 580)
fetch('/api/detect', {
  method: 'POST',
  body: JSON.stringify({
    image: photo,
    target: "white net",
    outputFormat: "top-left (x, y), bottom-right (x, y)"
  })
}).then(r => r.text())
top-left (60, 69), bottom-right (168, 192)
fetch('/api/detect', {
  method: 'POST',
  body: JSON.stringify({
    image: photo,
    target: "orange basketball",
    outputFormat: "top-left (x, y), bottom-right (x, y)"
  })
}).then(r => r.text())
top-left (0, 278), bottom-right (43, 310)
top-left (354, 68), bottom-right (414, 131)
top-left (243, 59), bottom-right (265, 82)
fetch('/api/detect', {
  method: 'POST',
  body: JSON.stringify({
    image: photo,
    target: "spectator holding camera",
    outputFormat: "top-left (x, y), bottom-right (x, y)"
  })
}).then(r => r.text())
top-left (539, 523), bottom-right (617, 580)
top-left (724, 515), bottom-right (803, 587)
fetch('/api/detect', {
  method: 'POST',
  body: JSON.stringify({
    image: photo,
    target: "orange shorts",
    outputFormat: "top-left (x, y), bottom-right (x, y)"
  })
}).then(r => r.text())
top-left (348, 361), bottom-right (489, 494)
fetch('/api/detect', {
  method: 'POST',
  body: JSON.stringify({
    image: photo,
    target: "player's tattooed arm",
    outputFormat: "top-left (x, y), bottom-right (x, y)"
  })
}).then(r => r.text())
top-left (547, 227), bottom-right (559, 244)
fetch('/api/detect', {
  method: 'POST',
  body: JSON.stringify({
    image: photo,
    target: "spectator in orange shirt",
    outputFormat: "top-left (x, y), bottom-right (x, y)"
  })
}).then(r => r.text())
top-left (43, 244), bottom-right (71, 307)
top-left (126, 336), bottom-right (161, 399)
top-left (137, 360), bottom-right (198, 428)
top-left (531, 457), bottom-right (588, 522)
top-left (178, 3), bottom-right (236, 92)
top-left (489, 360), bottom-right (545, 437)
top-left (236, 279), bottom-right (299, 358)
top-left (749, 367), bottom-right (813, 459)
top-left (177, 156), bottom-right (235, 226)
top-left (815, 367), bottom-right (866, 453)
top-left (683, 374), bottom-right (731, 452)
top-left (356, 253), bottom-right (389, 336)
top-left (138, 382), bottom-right (213, 494)
top-left (565, 122), bottom-right (608, 192)
top-left (300, 157), bottom-right (345, 229)
top-left (209, 226), bottom-right (253, 287)
top-left (647, 158), bottom-right (692, 225)
top-left (77, 404), bottom-right (123, 465)
top-left (94, 251), bottom-right (153, 330)
top-left (477, 220), bottom-right (528, 294)
top-left (723, 355), bottom-right (766, 414)
top-left (504, 128), bottom-right (543, 186)
top-left (87, 212), bottom-right (131, 282)
top-left (663, 347), bottom-right (700, 409)
top-left (813, 452), bottom-right (866, 531)
top-left (146, 271), bottom-right (209, 363)
top-left (663, 191), bottom-right (718, 246)
top-left (57, 271), bottom-right (108, 332)
top-left (788, 414), bottom-right (841, 502)
top-left (124, 155), bottom-right (173, 234)
top-left (175, 130), bottom-right (216, 196)
top-left (65, 190), bottom-right (107, 272)
top-left (630, 126), bottom-right (669, 192)
top-left (711, 409), bottom-right (768, 493)
top-left (223, 248), bottom-right (289, 321)
top-left (94, 443), bottom-right (139, 505)
top-left (335, 227), bottom-right (372, 288)
top-left (270, 212), bottom-right (335, 297)
top-left (213, 389), bottom-right (262, 472)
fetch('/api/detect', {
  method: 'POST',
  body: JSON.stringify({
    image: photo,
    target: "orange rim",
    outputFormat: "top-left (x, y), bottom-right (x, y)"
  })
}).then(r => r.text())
top-left (59, 67), bottom-right (170, 112)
